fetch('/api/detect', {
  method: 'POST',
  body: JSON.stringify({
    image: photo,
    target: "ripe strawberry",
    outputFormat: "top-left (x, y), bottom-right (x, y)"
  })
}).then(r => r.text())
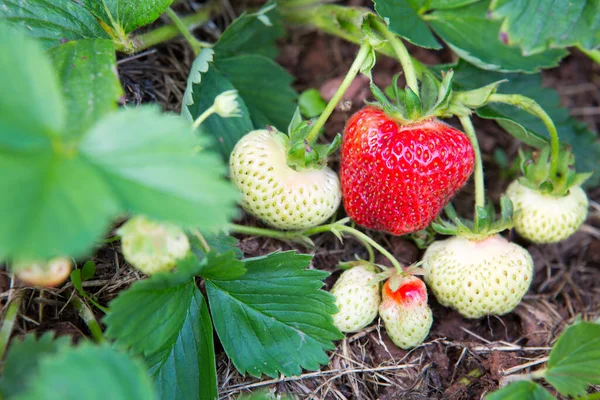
top-left (378, 275), bottom-right (433, 349)
top-left (14, 257), bottom-right (72, 287)
top-left (118, 216), bottom-right (190, 275)
top-left (341, 106), bottom-right (474, 236)
top-left (422, 235), bottom-right (533, 319)
top-left (506, 180), bottom-right (588, 244)
top-left (330, 265), bottom-right (381, 332)
top-left (229, 129), bottom-right (341, 230)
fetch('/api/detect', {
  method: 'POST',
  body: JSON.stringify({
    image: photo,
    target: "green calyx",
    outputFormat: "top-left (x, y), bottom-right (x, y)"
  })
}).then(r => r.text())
top-left (432, 198), bottom-right (514, 240)
top-left (283, 108), bottom-right (341, 170)
top-left (517, 146), bottom-right (592, 196)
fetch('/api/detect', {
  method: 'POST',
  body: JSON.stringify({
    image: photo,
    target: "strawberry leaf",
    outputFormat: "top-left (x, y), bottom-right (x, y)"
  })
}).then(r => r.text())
top-left (486, 381), bottom-right (554, 400)
top-left (543, 321), bottom-right (600, 397)
top-left (427, 1), bottom-right (568, 73)
top-left (440, 60), bottom-right (600, 188)
top-left (17, 343), bottom-right (156, 400)
top-left (197, 251), bottom-right (246, 280)
top-left (48, 39), bottom-right (122, 135)
top-left (0, 0), bottom-right (108, 50)
top-left (78, 0), bottom-right (172, 34)
top-left (490, 0), bottom-right (600, 55)
top-left (0, 333), bottom-right (71, 398)
top-left (206, 251), bottom-right (343, 378)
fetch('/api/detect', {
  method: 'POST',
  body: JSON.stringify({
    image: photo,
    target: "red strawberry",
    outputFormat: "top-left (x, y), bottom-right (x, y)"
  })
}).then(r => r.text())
top-left (341, 106), bottom-right (475, 235)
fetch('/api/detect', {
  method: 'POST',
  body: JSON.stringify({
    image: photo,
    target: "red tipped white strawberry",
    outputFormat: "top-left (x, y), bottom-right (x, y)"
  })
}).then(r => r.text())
top-left (423, 235), bottom-right (533, 318)
top-left (229, 128), bottom-right (341, 230)
top-left (330, 264), bottom-right (381, 332)
top-left (505, 147), bottom-right (591, 244)
top-left (14, 257), bottom-right (72, 287)
top-left (379, 274), bottom-right (433, 349)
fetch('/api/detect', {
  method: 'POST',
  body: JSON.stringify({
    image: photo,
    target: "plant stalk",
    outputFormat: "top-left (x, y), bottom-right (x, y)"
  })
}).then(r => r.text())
top-left (372, 18), bottom-right (419, 97)
top-left (578, 46), bottom-right (600, 64)
top-left (164, 7), bottom-right (209, 56)
top-left (192, 106), bottom-right (216, 129)
top-left (459, 115), bottom-right (485, 229)
top-left (304, 42), bottom-right (372, 145)
top-left (0, 292), bottom-right (23, 360)
top-left (488, 93), bottom-right (560, 178)
top-left (71, 295), bottom-right (105, 343)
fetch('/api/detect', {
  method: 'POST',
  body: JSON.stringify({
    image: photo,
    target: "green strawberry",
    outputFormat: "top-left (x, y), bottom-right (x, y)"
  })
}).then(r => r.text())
top-left (506, 180), bottom-right (588, 244)
top-left (330, 265), bottom-right (381, 332)
top-left (229, 129), bottom-right (341, 230)
top-left (378, 275), bottom-right (432, 349)
top-left (13, 257), bottom-right (72, 287)
top-left (118, 216), bottom-right (190, 275)
top-left (423, 235), bottom-right (533, 319)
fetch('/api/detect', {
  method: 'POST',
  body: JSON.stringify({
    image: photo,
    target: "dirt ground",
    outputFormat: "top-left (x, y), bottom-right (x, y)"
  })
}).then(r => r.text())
top-left (2, 1), bottom-right (600, 399)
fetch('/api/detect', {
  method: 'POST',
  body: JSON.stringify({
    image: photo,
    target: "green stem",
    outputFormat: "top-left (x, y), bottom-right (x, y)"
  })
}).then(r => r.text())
top-left (229, 222), bottom-right (403, 274)
top-left (488, 93), bottom-right (560, 178)
top-left (0, 292), bottom-right (22, 360)
top-left (164, 7), bottom-right (208, 56)
top-left (192, 106), bottom-right (216, 130)
top-left (459, 115), bottom-right (485, 230)
top-left (304, 42), bottom-right (372, 145)
top-left (71, 295), bottom-right (105, 343)
top-left (372, 18), bottom-right (419, 97)
top-left (192, 229), bottom-right (211, 253)
top-left (126, 5), bottom-right (215, 53)
top-left (578, 46), bottom-right (600, 64)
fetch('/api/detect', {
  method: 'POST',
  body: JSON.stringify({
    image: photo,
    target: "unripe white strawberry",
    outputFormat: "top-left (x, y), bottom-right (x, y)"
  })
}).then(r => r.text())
top-left (506, 180), bottom-right (588, 244)
top-left (14, 257), bottom-right (72, 287)
top-left (330, 265), bottom-right (380, 332)
top-left (423, 235), bottom-right (533, 319)
top-left (378, 275), bottom-right (433, 349)
top-left (118, 216), bottom-right (190, 275)
top-left (229, 129), bottom-right (341, 230)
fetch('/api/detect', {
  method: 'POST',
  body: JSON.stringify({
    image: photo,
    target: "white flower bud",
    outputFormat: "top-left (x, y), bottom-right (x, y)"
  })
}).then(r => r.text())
top-left (213, 90), bottom-right (242, 118)
top-left (117, 216), bottom-right (190, 275)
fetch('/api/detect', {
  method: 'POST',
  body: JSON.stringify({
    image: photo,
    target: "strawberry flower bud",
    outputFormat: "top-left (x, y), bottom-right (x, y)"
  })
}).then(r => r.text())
top-left (14, 257), bottom-right (72, 287)
top-left (213, 90), bottom-right (242, 118)
top-left (117, 216), bottom-right (190, 275)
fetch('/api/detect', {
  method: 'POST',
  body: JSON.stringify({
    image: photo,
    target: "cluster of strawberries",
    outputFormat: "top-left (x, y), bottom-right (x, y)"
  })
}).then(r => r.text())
top-left (228, 101), bottom-right (589, 349)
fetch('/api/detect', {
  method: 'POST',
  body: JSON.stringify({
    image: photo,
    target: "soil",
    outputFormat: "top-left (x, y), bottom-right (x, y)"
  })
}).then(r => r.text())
top-left (2, 1), bottom-right (600, 399)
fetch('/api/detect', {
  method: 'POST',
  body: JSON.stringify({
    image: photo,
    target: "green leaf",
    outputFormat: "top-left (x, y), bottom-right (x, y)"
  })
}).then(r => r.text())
top-left (429, 0), bottom-right (480, 9)
top-left (0, 0), bottom-right (108, 50)
top-left (197, 251), bottom-right (246, 280)
top-left (490, 0), bottom-right (600, 55)
top-left (104, 256), bottom-right (201, 357)
top-left (544, 321), bottom-right (600, 397)
top-left (79, 0), bottom-right (172, 34)
top-left (213, 0), bottom-right (284, 58)
top-left (0, 333), bottom-right (71, 397)
top-left (0, 22), bottom-right (65, 146)
top-left (48, 39), bottom-right (122, 135)
top-left (443, 60), bottom-right (600, 187)
top-left (206, 251), bottom-right (343, 378)
top-left (80, 106), bottom-right (238, 229)
top-left (373, 0), bottom-right (442, 49)
top-left (298, 89), bottom-right (327, 118)
top-left (82, 260), bottom-right (96, 281)
top-left (485, 381), bottom-right (555, 400)
top-left (17, 343), bottom-right (156, 400)
top-left (148, 289), bottom-right (218, 400)
top-left (427, 1), bottom-right (568, 72)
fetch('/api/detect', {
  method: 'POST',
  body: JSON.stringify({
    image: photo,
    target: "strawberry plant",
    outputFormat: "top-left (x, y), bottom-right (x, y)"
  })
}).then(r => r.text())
top-left (1, 0), bottom-right (600, 399)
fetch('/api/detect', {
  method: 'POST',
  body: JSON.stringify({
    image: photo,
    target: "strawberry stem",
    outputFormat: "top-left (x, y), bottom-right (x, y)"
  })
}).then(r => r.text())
top-left (488, 93), bottom-right (560, 179)
top-left (372, 18), bottom-right (420, 99)
top-left (0, 289), bottom-right (22, 360)
top-left (304, 42), bottom-right (372, 145)
top-left (458, 115), bottom-right (485, 230)
top-left (164, 7), bottom-right (211, 56)
top-left (71, 294), bottom-right (105, 343)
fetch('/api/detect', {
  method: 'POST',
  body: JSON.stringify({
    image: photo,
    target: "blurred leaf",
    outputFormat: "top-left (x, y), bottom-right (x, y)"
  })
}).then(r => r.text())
top-left (0, 333), bottom-right (71, 397)
top-left (17, 343), bottom-right (156, 400)
top-left (48, 39), bottom-right (122, 135)
top-left (298, 89), bottom-right (327, 118)
top-left (197, 251), bottom-right (246, 280)
top-left (206, 251), bottom-right (343, 378)
top-left (427, 1), bottom-right (568, 72)
top-left (441, 60), bottom-right (600, 188)
top-left (490, 0), bottom-right (600, 55)
top-left (0, 0), bottom-right (108, 50)
top-left (373, 0), bottom-right (442, 49)
top-left (429, 0), bottom-right (480, 9)
top-left (486, 381), bottom-right (554, 400)
top-left (79, 0), bottom-right (172, 34)
top-left (544, 321), bottom-right (600, 397)
top-left (82, 260), bottom-right (96, 281)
